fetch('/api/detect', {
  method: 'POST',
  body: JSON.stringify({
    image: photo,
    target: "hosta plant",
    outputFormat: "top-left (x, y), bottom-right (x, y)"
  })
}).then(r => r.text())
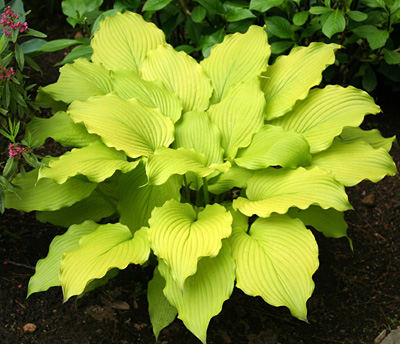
top-left (5, 11), bottom-right (398, 343)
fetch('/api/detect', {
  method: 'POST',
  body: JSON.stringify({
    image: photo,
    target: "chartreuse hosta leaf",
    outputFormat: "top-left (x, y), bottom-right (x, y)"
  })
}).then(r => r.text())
top-left (146, 147), bottom-right (230, 186)
top-left (340, 127), bottom-right (396, 151)
top-left (262, 42), bottom-right (339, 120)
top-left (207, 78), bottom-right (265, 158)
top-left (157, 240), bottom-right (235, 344)
top-left (26, 111), bottom-right (98, 148)
top-left (287, 206), bottom-right (349, 240)
top-left (234, 125), bottom-right (312, 169)
top-left (200, 25), bottom-right (270, 103)
top-left (141, 44), bottom-right (212, 112)
top-left (91, 11), bottom-right (166, 73)
top-left (5, 169), bottom-right (97, 212)
top-left (208, 165), bottom-right (254, 194)
top-left (174, 111), bottom-right (224, 165)
top-left (311, 139), bottom-right (397, 186)
top-left (42, 58), bottom-right (113, 103)
top-left (229, 214), bottom-right (318, 321)
top-left (28, 221), bottom-right (99, 297)
top-left (38, 140), bottom-right (139, 184)
top-left (233, 166), bottom-right (352, 218)
top-left (61, 224), bottom-right (150, 301)
top-left (117, 163), bottom-right (181, 232)
top-left (111, 69), bottom-right (182, 123)
top-left (148, 200), bottom-right (232, 290)
top-left (147, 267), bottom-right (178, 339)
top-left (270, 85), bottom-right (381, 153)
top-left (68, 93), bottom-right (174, 158)
top-left (36, 187), bottom-right (116, 227)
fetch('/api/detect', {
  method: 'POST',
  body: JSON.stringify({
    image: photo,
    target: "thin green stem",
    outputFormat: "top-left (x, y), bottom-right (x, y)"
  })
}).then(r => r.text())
top-left (203, 177), bottom-right (209, 205)
top-left (183, 175), bottom-right (191, 203)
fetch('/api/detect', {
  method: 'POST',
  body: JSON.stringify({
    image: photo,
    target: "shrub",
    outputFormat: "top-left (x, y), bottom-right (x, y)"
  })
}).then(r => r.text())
top-left (5, 11), bottom-right (397, 343)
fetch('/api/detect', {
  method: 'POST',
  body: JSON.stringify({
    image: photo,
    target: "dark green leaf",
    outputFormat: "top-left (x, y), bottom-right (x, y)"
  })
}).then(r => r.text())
top-left (322, 9), bottom-right (345, 38)
top-left (0, 187), bottom-right (5, 214)
top-left (347, 10), bottom-right (368, 22)
top-left (2, 157), bottom-right (18, 180)
top-left (160, 12), bottom-right (185, 39)
top-left (25, 28), bottom-right (47, 38)
top-left (14, 121), bottom-right (20, 137)
top-left (362, 66), bottom-right (377, 91)
top-left (0, 129), bottom-right (12, 140)
top-left (175, 45), bottom-right (195, 54)
top-left (309, 6), bottom-right (333, 15)
top-left (55, 45), bottom-right (93, 66)
top-left (38, 39), bottom-right (82, 52)
top-left (0, 34), bottom-right (9, 54)
top-left (270, 40), bottom-right (294, 54)
top-left (20, 39), bottom-right (47, 54)
top-left (143, 0), bottom-right (173, 12)
top-left (4, 83), bottom-right (10, 109)
top-left (384, 49), bottom-right (400, 64)
top-left (25, 56), bottom-right (41, 72)
top-left (191, 6), bottom-right (207, 22)
top-left (114, 0), bottom-right (141, 11)
top-left (0, 175), bottom-right (17, 193)
top-left (62, 0), bottom-right (103, 19)
top-left (11, 87), bottom-right (27, 107)
top-left (10, 76), bottom-right (20, 85)
top-left (14, 43), bottom-right (24, 70)
top-left (265, 16), bottom-right (294, 39)
top-left (226, 8), bottom-right (256, 22)
top-left (390, 0), bottom-right (400, 14)
top-left (352, 25), bottom-right (389, 50)
top-left (293, 11), bottom-right (309, 26)
top-left (361, 0), bottom-right (386, 9)
top-left (83, 9), bottom-right (103, 26)
top-left (194, 0), bottom-right (226, 14)
top-left (200, 29), bottom-right (226, 58)
top-left (227, 19), bottom-right (254, 33)
top-left (249, 0), bottom-right (284, 12)
top-left (2, 52), bottom-right (13, 66)
top-left (11, 27), bottom-right (19, 43)
top-left (185, 18), bottom-right (203, 45)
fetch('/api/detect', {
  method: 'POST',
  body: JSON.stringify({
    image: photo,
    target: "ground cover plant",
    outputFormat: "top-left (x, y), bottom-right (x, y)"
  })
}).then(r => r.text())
top-left (3, 11), bottom-right (398, 343)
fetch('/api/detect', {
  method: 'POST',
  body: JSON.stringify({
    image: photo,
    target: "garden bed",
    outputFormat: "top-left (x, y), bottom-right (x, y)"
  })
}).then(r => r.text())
top-left (1, 8), bottom-right (400, 343)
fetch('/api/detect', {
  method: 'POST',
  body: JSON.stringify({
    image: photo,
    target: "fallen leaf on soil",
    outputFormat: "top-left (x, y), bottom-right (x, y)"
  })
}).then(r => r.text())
top-left (362, 193), bottom-right (375, 206)
top-left (23, 323), bottom-right (36, 333)
top-left (110, 300), bottom-right (130, 310)
top-left (134, 323), bottom-right (147, 331)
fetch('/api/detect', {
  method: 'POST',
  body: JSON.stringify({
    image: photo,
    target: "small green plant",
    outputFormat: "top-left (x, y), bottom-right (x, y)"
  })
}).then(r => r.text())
top-left (0, 0), bottom-right (50, 213)
top-left (4, 11), bottom-right (397, 343)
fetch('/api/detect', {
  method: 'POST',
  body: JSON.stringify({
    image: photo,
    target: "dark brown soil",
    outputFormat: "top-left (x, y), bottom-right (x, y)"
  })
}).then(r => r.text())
top-left (1, 5), bottom-right (400, 344)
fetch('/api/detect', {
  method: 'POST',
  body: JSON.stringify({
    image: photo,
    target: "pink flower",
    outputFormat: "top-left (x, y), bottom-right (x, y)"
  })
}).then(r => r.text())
top-left (1, 6), bottom-right (28, 36)
top-left (0, 67), bottom-right (14, 80)
top-left (8, 143), bottom-right (27, 158)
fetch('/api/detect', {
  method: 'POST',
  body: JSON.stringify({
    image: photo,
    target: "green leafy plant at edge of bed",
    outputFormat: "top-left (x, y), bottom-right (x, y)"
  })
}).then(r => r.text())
top-left (5, 11), bottom-right (398, 344)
